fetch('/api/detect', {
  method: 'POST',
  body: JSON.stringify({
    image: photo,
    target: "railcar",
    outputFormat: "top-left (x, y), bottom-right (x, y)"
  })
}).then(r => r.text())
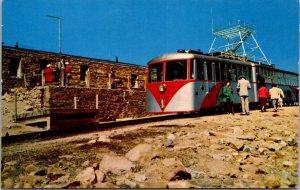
top-left (146, 50), bottom-right (298, 113)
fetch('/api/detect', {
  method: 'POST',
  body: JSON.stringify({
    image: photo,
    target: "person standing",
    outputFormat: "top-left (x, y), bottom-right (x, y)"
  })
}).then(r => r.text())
top-left (44, 64), bottom-right (54, 83)
top-left (65, 62), bottom-right (71, 86)
top-left (258, 83), bottom-right (269, 112)
top-left (218, 82), bottom-right (234, 114)
top-left (237, 75), bottom-right (251, 115)
top-left (269, 84), bottom-right (281, 112)
top-left (277, 85), bottom-right (285, 108)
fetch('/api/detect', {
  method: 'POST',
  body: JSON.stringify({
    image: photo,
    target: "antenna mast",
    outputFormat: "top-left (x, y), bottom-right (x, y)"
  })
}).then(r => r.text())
top-left (208, 21), bottom-right (271, 65)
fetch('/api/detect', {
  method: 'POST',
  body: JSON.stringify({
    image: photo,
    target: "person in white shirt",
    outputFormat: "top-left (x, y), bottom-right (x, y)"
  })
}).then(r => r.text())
top-left (237, 75), bottom-right (251, 115)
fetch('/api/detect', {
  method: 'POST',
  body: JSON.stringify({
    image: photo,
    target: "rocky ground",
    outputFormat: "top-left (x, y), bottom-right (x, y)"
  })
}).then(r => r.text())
top-left (1, 106), bottom-right (299, 188)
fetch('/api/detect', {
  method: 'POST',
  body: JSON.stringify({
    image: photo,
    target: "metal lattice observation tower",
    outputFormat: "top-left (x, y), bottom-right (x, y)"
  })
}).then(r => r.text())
top-left (208, 22), bottom-right (271, 65)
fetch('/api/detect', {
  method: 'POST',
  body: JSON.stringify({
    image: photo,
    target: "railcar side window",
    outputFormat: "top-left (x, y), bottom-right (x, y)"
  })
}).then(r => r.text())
top-left (190, 59), bottom-right (204, 80)
top-left (197, 60), bottom-right (205, 80)
top-left (165, 60), bottom-right (187, 81)
top-left (220, 63), bottom-right (226, 81)
top-left (231, 65), bottom-right (237, 81)
top-left (149, 63), bottom-right (163, 83)
top-left (215, 62), bottom-right (221, 80)
top-left (206, 62), bottom-right (212, 80)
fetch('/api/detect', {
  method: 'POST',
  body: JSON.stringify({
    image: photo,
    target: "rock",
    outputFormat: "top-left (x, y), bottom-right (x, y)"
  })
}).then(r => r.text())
top-left (161, 158), bottom-right (191, 181)
top-left (117, 179), bottom-right (137, 188)
top-left (95, 170), bottom-right (105, 183)
top-left (197, 156), bottom-right (240, 177)
top-left (20, 175), bottom-right (44, 188)
top-left (97, 135), bottom-right (111, 143)
top-left (264, 136), bottom-right (282, 142)
top-left (58, 155), bottom-right (74, 160)
top-left (243, 145), bottom-right (251, 152)
top-left (94, 182), bottom-right (119, 188)
top-left (5, 160), bottom-right (19, 166)
top-left (100, 155), bottom-right (134, 174)
top-left (164, 139), bottom-right (174, 147)
top-left (186, 168), bottom-right (206, 178)
top-left (47, 166), bottom-right (67, 181)
top-left (75, 167), bottom-right (95, 186)
top-left (167, 180), bottom-right (194, 188)
top-left (34, 169), bottom-right (47, 176)
top-left (173, 144), bottom-right (197, 151)
top-left (282, 161), bottom-right (293, 167)
top-left (24, 105), bottom-right (33, 111)
top-left (87, 139), bottom-right (97, 144)
top-left (228, 139), bottom-right (244, 151)
top-left (287, 137), bottom-right (297, 146)
top-left (233, 127), bottom-right (243, 135)
top-left (236, 135), bottom-right (256, 141)
top-left (164, 133), bottom-right (176, 147)
top-left (2, 178), bottom-right (14, 188)
top-left (62, 181), bottom-right (81, 188)
top-left (134, 174), bottom-right (147, 182)
top-left (125, 143), bottom-right (155, 162)
top-left (25, 164), bottom-right (38, 174)
top-left (81, 160), bottom-right (90, 167)
top-left (138, 180), bottom-right (168, 188)
top-left (264, 175), bottom-right (280, 188)
top-left (267, 143), bottom-right (282, 151)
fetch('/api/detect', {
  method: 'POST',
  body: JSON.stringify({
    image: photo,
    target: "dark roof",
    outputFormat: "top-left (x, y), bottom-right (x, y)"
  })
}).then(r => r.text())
top-left (3, 46), bottom-right (146, 68)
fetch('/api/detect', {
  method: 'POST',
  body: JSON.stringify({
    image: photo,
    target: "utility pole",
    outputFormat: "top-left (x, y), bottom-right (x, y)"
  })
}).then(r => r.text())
top-left (47, 15), bottom-right (65, 86)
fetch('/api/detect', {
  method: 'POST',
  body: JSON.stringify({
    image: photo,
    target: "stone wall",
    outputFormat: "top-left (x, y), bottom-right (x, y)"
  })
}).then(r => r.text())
top-left (2, 46), bottom-right (146, 94)
top-left (49, 86), bottom-right (146, 121)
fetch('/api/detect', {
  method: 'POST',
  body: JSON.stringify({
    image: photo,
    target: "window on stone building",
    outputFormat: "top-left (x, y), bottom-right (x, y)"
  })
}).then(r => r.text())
top-left (9, 58), bottom-right (20, 77)
top-left (131, 74), bottom-right (138, 87)
top-left (80, 65), bottom-right (89, 81)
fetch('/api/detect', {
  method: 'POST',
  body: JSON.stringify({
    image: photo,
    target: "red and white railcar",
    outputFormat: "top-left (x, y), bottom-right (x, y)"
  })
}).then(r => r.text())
top-left (146, 50), bottom-right (298, 114)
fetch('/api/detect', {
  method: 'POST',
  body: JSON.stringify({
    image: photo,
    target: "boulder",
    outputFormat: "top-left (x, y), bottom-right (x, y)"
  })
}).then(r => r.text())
top-left (75, 167), bottom-right (95, 186)
top-left (2, 178), bottom-right (14, 188)
top-left (95, 170), bottom-right (105, 183)
top-left (161, 158), bottom-right (191, 181)
top-left (167, 180), bottom-right (194, 188)
top-left (264, 175), bottom-right (280, 188)
top-left (24, 105), bottom-right (33, 111)
top-left (47, 166), bottom-right (67, 181)
top-left (100, 155), bottom-right (134, 174)
top-left (93, 182), bottom-right (119, 188)
top-left (138, 180), bottom-right (168, 188)
top-left (125, 143), bottom-right (155, 162)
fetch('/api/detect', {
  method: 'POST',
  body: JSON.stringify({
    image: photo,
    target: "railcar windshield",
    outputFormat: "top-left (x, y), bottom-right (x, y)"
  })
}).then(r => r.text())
top-left (148, 63), bottom-right (163, 83)
top-left (165, 60), bottom-right (187, 81)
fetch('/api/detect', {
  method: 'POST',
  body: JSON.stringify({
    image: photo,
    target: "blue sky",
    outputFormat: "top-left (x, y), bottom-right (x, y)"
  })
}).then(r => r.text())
top-left (3, 0), bottom-right (299, 72)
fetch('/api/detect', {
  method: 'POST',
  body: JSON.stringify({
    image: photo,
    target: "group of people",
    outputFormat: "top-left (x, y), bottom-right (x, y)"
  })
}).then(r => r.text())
top-left (44, 61), bottom-right (71, 85)
top-left (218, 75), bottom-right (285, 115)
top-left (259, 83), bottom-right (285, 112)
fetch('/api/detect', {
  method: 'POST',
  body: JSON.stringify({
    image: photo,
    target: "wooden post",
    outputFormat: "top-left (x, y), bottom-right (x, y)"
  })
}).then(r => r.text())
top-left (14, 92), bottom-right (17, 122)
top-left (127, 76), bottom-right (131, 89)
top-left (41, 70), bottom-right (45, 87)
top-left (23, 74), bottom-right (27, 88)
top-left (85, 69), bottom-right (90, 87)
top-left (74, 97), bottom-right (78, 109)
top-left (96, 94), bottom-right (99, 109)
top-left (60, 68), bottom-right (65, 87)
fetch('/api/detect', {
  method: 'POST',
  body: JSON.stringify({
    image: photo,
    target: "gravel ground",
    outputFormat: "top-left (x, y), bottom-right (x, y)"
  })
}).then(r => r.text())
top-left (1, 106), bottom-right (298, 188)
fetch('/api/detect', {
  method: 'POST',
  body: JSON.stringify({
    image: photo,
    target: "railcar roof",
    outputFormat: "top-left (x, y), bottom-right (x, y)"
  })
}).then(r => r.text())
top-left (148, 52), bottom-right (298, 76)
top-left (147, 52), bottom-right (251, 66)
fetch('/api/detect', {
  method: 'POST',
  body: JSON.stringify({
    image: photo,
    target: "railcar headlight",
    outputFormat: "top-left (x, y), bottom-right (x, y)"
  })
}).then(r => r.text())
top-left (159, 84), bottom-right (166, 93)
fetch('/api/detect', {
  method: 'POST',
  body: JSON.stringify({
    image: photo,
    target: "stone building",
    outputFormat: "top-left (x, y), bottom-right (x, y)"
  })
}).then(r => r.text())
top-left (2, 46), bottom-right (148, 130)
top-left (2, 45), bottom-right (146, 94)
